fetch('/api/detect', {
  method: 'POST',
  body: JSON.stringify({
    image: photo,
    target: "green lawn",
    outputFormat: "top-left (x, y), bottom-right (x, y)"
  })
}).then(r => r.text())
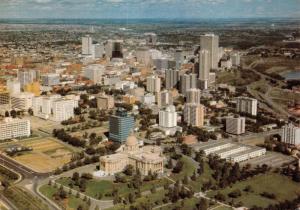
top-left (40, 184), bottom-right (89, 210)
top-left (57, 176), bottom-right (171, 200)
top-left (171, 156), bottom-right (197, 181)
top-left (107, 190), bottom-right (167, 210)
top-left (207, 173), bottom-right (300, 208)
top-left (190, 161), bottom-right (215, 192)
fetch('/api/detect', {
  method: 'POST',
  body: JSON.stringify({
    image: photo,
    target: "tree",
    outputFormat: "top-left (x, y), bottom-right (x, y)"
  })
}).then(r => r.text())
top-left (10, 110), bottom-right (17, 118)
top-left (128, 193), bottom-right (135, 204)
top-left (197, 198), bottom-right (208, 210)
top-left (5, 111), bottom-right (9, 117)
top-left (28, 108), bottom-right (34, 116)
top-left (166, 159), bottom-right (173, 169)
top-left (72, 172), bottom-right (80, 182)
top-left (183, 175), bottom-right (189, 185)
top-left (124, 165), bottom-right (134, 176)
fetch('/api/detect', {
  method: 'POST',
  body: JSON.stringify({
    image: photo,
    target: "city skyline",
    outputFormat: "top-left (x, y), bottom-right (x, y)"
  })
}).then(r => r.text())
top-left (0, 0), bottom-right (299, 19)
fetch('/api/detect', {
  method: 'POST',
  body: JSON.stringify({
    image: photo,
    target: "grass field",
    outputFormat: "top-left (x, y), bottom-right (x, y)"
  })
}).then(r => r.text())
top-left (1, 138), bottom-right (75, 173)
top-left (40, 184), bottom-right (89, 210)
top-left (57, 176), bottom-right (171, 199)
top-left (207, 173), bottom-right (300, 208)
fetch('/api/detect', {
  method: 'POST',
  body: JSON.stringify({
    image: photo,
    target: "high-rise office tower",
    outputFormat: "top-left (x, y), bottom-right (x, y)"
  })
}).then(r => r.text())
top-left (282, 124), bottom-right (300, 146)
top-left (82, 35), bottom-right (93, 55)
top-left (200, 34), bottom-right (219, 70)
top-left (180, 74), bottom-right (197, 95)
top-left (186, 88), bottom-right (201, 104)
top-left (165, 69), bottom-right (180, 90)
top-left (146, 75), bottom-right (161, 93)
top-left (105, 40), bottom-right (123, 59)
top-left (156, 90), bottom-right (173, 108)
top-left (109, 109), bottom-right (134, 143)
top-left (226, 117), bottom-right (246, 135)
top-left (236, 97), bottom-right (258, 116)
top-left (183, 103), bottom-right (205, 127)
top-left (199, 50), bottom-right (210, 90)
top-left (159, 105), bottom-right (177, 128)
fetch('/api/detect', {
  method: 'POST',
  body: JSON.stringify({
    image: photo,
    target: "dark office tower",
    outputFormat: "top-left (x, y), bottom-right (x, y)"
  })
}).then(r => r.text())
top-left (165, 69), bottom-right (180, 90)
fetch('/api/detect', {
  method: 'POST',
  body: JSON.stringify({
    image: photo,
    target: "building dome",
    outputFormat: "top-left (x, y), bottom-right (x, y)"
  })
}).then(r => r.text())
top-left (126, 135), bottom-right (138, 146)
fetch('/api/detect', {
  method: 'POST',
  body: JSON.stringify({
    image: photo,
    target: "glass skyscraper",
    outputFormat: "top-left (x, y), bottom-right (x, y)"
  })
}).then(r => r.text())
top-left (109, 109), bottom-right (134, 143)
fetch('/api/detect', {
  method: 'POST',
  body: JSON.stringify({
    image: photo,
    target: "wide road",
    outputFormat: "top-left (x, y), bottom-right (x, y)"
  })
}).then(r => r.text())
top-left (0, 153), bottom-right (51, 179)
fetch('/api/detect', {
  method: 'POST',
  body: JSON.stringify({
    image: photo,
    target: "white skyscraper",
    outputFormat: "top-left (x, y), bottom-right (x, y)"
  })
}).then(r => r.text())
top-left (236, 97), bottom-right (258, 116)
top-left (159, 105), bottom-right (177, 128)
top-left (200, 34), bottom-right (219, 70)
top-left (199, 50), bottom-right (210, 90)
top-left (282, 124), bottom-right (300, 146)
top-left (226, 117), bottom-right (246, 135)
top-left (82, 35), bottom-right (93, 55)
top-left (146, 75), bottom-right (161, 93)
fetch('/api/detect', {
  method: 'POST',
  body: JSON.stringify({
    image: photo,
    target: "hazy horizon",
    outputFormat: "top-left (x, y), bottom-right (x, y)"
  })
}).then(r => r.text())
top-left (0, 0), bottom-right (299, 19)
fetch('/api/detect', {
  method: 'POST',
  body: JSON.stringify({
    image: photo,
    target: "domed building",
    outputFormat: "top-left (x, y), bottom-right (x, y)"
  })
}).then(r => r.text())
top-left (100, 134), bottom-right (164, 176)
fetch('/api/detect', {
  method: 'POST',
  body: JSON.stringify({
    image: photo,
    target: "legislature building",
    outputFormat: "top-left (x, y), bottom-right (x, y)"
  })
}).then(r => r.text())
top-left (100, 134), bottom-right (164, 176)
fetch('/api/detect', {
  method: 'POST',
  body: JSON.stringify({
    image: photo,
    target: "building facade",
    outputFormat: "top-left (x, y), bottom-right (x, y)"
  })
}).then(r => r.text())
top-left (32, 95), bottom-right (78, 122)
top-left (82, 35), bottom-right (93, 55)
top-left (97, 94), bottom-right (115, 110)
top-left (156, 90), bottom-right (173, 107)
top-left (11, 92), bottom-right (34, 110)
top-left (183, 103), bottom-right (205, 127)
top-left (109, 109), bottom-right (134, 143)
top-left (180, 74), bottom-right (197, 95)
top-left (236, 97), bottom-right (258, 116)
top-left (0, 118), bottom-right (30, 140)
top-left (186, 88), bottom-right (201, 104)
top-left (100, 134), bottom-right (164, 176)
top-left (165, 69), bottom-right (180, 90)
top-left (282, 123), bottom-right (300, 146)
top-left (226, 117), bottom-right (246, 135)
top-left (159, 105), bottom-right (177, 128)
top-left (200, 34), bottom-right (219, 70)
top-left (146, 75), bottom-right (161, 93)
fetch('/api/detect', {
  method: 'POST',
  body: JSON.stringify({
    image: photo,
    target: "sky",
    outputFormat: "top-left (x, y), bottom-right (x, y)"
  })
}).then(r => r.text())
top-left (0, 0), bottom-right (299, 19)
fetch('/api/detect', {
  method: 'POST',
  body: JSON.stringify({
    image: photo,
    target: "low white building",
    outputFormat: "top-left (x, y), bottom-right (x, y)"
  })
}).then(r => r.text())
top-left (0, 118), bottom-right (30, 140)
top-left (11, 92), bottom-right (34, 110)
top-left (32, 95), bottom-right (78, 122)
